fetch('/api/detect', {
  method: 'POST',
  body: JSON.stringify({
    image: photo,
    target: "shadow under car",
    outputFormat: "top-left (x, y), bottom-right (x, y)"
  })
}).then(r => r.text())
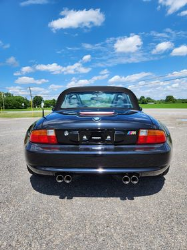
top-left (30, 174), bottom-right (165, 200)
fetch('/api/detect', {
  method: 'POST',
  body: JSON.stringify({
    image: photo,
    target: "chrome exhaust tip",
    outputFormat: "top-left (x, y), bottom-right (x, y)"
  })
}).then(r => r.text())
top-left (56, 175), bottom-right (64, 183)
top-left (64, 175), bottom-right (72, 184)
top-left (122, 175), bottom-right (130, 184)
top-left (131, 175), bottom-right (139, 184)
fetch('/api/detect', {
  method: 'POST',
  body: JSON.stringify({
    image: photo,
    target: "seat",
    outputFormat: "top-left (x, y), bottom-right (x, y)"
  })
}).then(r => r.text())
top-left (69, 96), bottom-right (79, 107)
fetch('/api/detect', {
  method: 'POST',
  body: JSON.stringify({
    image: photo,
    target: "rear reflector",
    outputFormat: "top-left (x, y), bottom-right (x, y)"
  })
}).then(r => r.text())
top-left (137, 129), bottom-right (166, 144)
top-left (30, 129), bottom-right (57, 144)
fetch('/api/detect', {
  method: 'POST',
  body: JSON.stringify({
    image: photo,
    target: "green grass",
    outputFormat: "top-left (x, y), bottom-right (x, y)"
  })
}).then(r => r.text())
top-left (140, 103), bottom-right (187, 109)
top-left (0, 110), bottom-right (51, 118)
top-left (3, 108), bottom-right (52, 111)
top-left (0, 103), bottom-right (187, 118)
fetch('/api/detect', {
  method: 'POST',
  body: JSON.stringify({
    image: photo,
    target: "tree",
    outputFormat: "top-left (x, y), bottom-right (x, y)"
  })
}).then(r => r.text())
top-left (4, 96), bottom-right (29, 109)
top-left (146, 97), bottom-right (155, 103)
top-left (139, 96), bottom-right (148, 104)
top-left (44, 99), bottom-right (56, 108)
top-left (4, 92), bottom-right (13, 97)
top-left (165, 95), bottom-right (176, 103)
top-left (0, 92), bottom-right (4, 109)
top-left (33, 96), bottom-right (43, 108)
top-left (51, 99), bottom-right (56, 107)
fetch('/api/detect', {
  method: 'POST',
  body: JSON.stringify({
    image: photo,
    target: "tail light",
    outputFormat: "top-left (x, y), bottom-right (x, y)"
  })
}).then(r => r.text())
top-left (137, 129), bottom-right (166, 144)
top-left (30, 129), bottom-right (57, 144)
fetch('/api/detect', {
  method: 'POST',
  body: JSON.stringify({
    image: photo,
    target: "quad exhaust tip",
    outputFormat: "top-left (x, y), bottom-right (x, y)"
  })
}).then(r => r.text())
top-left (56, 175), bottom-right (64, 183)
top-left (56, 173), bottom-right (137, 184)
top-left (56, 174), bottom-right (72, 183)
top-left (122, 174), bottom-right (139, 184)
top-left (64, 175), bottom-right (72, 184)
top-left (131, 175), bottom-right (139, 184)
top-left (122, 175), bottom-right (131, 185)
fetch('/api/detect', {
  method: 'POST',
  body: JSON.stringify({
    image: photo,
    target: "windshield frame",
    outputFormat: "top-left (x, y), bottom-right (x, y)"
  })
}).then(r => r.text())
top-left (54, 86), bottom-right (141, 111)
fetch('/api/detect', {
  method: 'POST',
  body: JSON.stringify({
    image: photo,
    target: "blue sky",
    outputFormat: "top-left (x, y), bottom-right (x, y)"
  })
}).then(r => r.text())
top-left (0, 0), bottom-right (187, 100)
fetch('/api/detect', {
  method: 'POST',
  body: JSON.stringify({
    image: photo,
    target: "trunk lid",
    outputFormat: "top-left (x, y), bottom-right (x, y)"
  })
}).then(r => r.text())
top-left (42, 109), bottom-right (154, 145)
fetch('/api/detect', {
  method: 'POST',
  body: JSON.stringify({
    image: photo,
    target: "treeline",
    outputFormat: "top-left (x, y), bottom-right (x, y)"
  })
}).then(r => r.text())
top-left (0, 92), bottom-right (187, 109)
top-left (138, 95), bottom-right (187, 104)
top-left (0, 93), bottom-right (30, 109)
top-left (0, 92), bottom-right (56, 109)
top-left (31, 96), bottom-right (56, 108)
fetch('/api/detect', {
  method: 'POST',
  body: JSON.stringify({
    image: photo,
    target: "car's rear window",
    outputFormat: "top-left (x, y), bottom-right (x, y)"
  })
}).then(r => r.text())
top-left (60, 92), bottom-right (134, 109)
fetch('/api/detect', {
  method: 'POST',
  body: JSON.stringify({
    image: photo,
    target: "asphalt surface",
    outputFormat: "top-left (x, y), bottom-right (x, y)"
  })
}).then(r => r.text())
top-left (0, 109), bottom-right (187, 250)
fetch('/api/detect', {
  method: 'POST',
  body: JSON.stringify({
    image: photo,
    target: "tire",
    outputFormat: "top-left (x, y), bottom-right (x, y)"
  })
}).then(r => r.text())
top-left (161, 166), bottom-right (170, 176)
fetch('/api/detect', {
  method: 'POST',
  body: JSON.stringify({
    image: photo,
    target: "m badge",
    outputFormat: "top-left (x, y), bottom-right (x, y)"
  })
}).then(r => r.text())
top-left (127, 131), bottom-right (137, 135)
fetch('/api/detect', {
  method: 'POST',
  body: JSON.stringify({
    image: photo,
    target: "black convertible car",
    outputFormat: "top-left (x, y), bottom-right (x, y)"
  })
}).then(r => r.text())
top-left (25, 86), bottom-right (172, 184)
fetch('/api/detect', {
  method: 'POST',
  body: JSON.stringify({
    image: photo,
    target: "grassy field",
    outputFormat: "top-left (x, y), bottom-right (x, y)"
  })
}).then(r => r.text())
top-left (3, 108), bottom-right (51, 112)
top-left (140, 103), bottom-right (187, 109)
top-left (0, 103), bottom-right (186, 118)
top-left (0, 110), bottom-right (51, 118)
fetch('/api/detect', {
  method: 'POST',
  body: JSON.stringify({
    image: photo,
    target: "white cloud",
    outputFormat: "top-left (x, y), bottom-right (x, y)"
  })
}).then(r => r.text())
top-left (114, 35), bottom-right (142, 53)
top-left (82, 54), bottom-right (91, 62)
top-left (15, 55), bottom-right (92, 75)
top-left (158, 0), bottom-right (187, 14)
top-left (6, 86), bottom-right (50, 98)
top-left (30, 87), bottom-right (50, 98)
top-left (6, 57), bottom-right (19, 67)
top-left (167, 69), bottom-right (187, 77)
top-left (35, 63), bottom-right (63, 74)
top-left (67, 74), bottom-right (109, 88)
top-left (48, 84), bottom-right (63, 90)
top-left (100, 69), bottom-right (109, 75)
top-left (14, 66), bottom-right (34, 76)
top-left (0, 40), bottom-right (10, 49)
top-left (48, 8), bottom-right (105, 32)
top-left (152, 41), bottom-right (174, 54)
top-left (6, 86), bottom-right (29, 96)
top-left (171, 83), bottom-right (179, 88)
top-left (116, 68), bottom-right (187, 99)
top-left (81, 36), bottom-right (148, 67)
top-left (35, 60), bottom-right (91, 75)
top-left (108, 72), bottom-right (152, 83)
top-left (82, 42), bottom-right (107, 51)
top-left (15, 76), bottom-right (48, 84)
top-left (178, 10), bottom-right (187, 15)
top-left (35, 62), bottom-right (91, 75)
top-left (82, 43), bottom-right (95, 50)
top-left (81, 29), bottom-right (187, 67)
top-left (91, 74), bottom-right (109, 82)
top-left (67, 79), bottom-right (89, 88)
top-left (64, 62), bottom-right (91, 74)
top-left (20, 0), bottom-right (49, 6)
top-left (31, 87), bottom-right (50, 93)
top-left (127, 78), bottom-right (187, 99)
top-left (171, 45), bottom-right (187, 56)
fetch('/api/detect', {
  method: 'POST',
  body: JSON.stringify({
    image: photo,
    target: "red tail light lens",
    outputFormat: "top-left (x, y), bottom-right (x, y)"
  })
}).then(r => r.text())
top-left (137, 129), bottom-right (166, 144)
top-left (30, 129), bottom-right (57, 144)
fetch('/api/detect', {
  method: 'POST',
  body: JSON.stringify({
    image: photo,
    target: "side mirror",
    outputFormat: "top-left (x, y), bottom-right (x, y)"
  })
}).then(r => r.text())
top-left (139, 107), bottom-right (142, 111)
top-left (52, 107), bottom-right (55, 111)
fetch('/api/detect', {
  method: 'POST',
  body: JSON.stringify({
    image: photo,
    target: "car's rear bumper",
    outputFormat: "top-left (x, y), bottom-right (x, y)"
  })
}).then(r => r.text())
top-left (28, 165), bottom-right (169, 177)
top-left (25, 142), bottom-right (172, 177)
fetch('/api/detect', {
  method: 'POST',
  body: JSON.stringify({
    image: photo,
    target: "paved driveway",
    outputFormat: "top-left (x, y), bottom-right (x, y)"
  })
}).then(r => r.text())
top-left (0, 110), bottom-right (187, 250)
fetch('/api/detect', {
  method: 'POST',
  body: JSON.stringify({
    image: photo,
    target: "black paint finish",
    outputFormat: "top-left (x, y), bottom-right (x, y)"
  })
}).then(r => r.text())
top-left (24, 86), bottom-right (172, 178)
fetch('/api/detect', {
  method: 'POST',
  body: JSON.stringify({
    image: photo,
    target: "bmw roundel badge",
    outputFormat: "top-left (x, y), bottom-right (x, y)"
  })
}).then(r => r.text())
top-left (93, 117), bottom-right (101, 122)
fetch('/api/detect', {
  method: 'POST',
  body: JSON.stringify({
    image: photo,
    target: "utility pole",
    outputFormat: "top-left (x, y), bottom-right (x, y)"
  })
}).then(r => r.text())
top-left (28, 87), bottom-right (33, 116)
top-left (2, 92), bottom-right (5, 111)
